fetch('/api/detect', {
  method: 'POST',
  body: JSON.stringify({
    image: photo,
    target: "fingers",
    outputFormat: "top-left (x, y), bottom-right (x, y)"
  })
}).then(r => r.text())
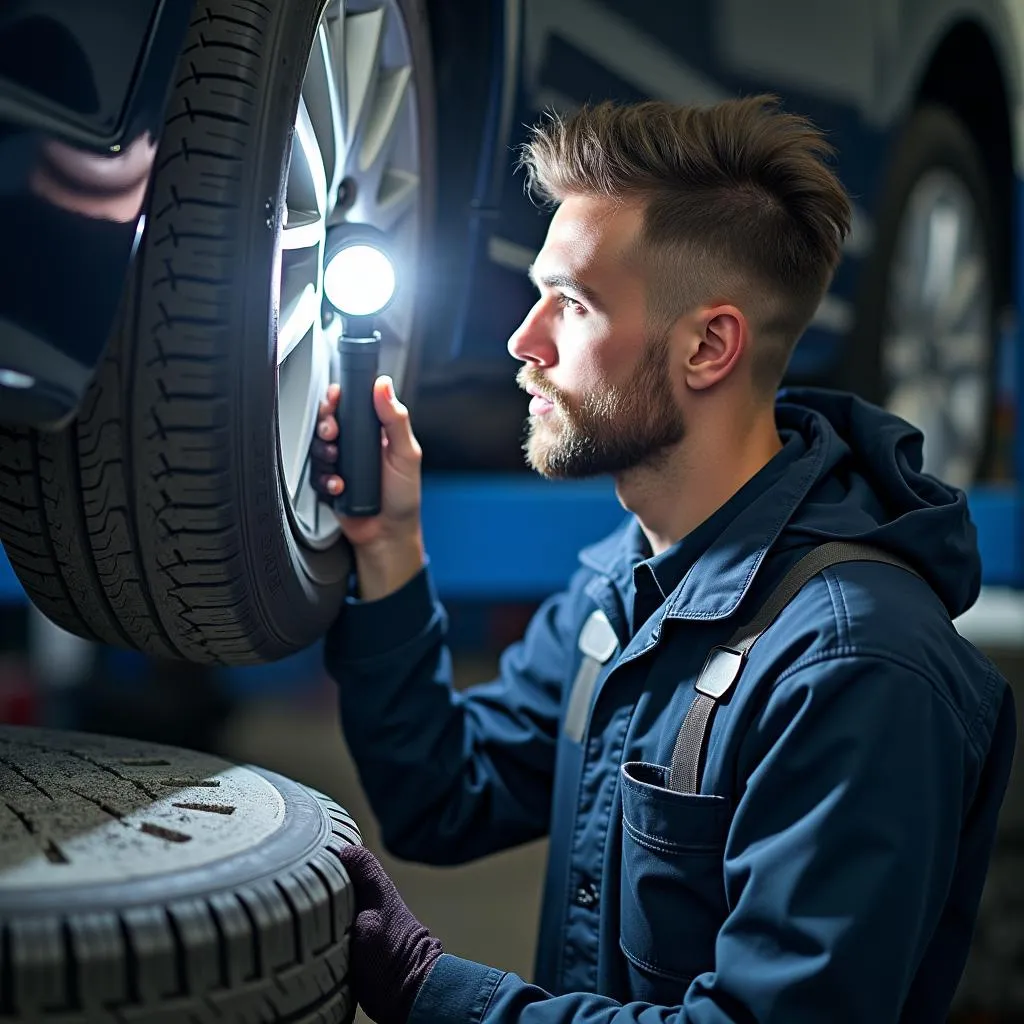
top-left (317, 383), bottom-right (340, 419)
top-left (316, 384), bottom-right (340, 443)
top-left (316, 414), bottom-right (338, 443)
top-left (310, 438), bottom-right (337, 464)
top-left (314, 473), bottom-right (343, 498)
top-left (373, 376), bottom-right (422, 464)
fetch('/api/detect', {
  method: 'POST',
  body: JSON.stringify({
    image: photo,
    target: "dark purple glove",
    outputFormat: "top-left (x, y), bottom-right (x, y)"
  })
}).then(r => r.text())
top-left (337, 844), bottom-right (444, 1024)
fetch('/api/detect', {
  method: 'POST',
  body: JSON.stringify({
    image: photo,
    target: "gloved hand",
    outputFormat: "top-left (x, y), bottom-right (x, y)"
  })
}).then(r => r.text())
top-left (337, 844), bottom-right (444, 1024)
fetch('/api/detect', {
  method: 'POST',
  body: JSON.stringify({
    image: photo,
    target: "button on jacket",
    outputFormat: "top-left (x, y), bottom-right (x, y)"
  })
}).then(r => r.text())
top-left (325, 389), bottom-right (1017, 1024)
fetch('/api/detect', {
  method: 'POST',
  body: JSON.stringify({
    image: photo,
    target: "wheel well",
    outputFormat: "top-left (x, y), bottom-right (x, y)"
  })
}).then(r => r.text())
top-left (915, 20), bottom-right (1015, 306)
top-left (420, 0), bottom-right (503, 366)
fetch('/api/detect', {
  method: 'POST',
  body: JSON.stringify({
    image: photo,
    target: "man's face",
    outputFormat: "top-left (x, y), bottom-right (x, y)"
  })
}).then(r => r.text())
top-left (508, 196), bottom-right (684, 479)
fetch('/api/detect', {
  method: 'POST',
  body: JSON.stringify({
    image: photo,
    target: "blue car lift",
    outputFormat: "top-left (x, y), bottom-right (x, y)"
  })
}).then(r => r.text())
top-left (0, 474), bottom-right (1020, 603)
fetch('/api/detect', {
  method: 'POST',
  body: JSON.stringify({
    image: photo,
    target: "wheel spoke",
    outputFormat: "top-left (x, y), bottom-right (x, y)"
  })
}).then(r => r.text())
top-left (949, 375), bottom-right (987, 432)
top-left (292, 453), bottom-right (321, 528)
top-left (934, 403), bottom-right (977, 489)
top-left (375, 167), bottom-right (419, 232)
top-left (922, 203), bottom-right (960, 304)
top-left (345, 8), bottom-right (386, 147)
top-left (278, 283), bottom-right (319, 367)
top-left (358, 65), bottom-right (412, 174)
top-left (288, 97), bottom-right (328, 220)
top-left (937, 255), bottom-right (984, 328)
top-left (281, 209), bottom-right (324, 252)
top-left (303, 23), bottom-right (345, 206)
top-left (882, 331), bottom-right (926, 382)
top-left (279, 332), bottom-right (317, 503)
top-left (936, 329), bottom-right (989, 373)
top-left (887, 379), bottom-right (941, 432)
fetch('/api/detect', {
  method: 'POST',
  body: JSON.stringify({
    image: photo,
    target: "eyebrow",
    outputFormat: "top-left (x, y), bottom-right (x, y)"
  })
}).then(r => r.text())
top-left (527, 264), bottom-right (602, 308)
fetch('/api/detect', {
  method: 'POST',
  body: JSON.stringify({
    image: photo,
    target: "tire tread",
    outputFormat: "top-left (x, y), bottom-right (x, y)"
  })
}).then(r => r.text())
top-left (0, 790), bottom-right (356, 1023)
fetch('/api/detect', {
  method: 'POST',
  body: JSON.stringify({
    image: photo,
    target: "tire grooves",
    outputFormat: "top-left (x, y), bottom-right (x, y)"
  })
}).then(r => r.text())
top-left (127, 0), bottom-right (305, 664)
top-left (164, 907), bottom-right (189, 997)
top-left (208, 900), bottom-right (231, 989)
top-left (0, 736), bottom-right (360, 1022)
top-left (237, 894), bottom-right (264, 977)
top-left (9, 428), bottom-right (93, 640)
top-left (274, 877), bottom-right (304, 962)
top-left (0, 923), bottom-right (11, 1016)
top-left (35, 421), bottom-right (133, 649)
top-left (61, 921), bottom-right (80, 1012)
top-left (118, 252), bottom-right (187, 660)
top-left (117, 915), bottom-right (141, 1005)
top-left (307, 862), bottom-right (337, 946)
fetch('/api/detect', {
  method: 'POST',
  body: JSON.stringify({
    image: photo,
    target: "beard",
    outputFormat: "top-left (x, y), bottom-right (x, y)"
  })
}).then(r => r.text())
top-left (518, 331), bottom-right (685, 479)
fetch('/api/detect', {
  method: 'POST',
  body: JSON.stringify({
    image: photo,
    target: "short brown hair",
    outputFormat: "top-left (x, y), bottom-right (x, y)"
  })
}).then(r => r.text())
top-left (518, 95), bottom-right (851, 393)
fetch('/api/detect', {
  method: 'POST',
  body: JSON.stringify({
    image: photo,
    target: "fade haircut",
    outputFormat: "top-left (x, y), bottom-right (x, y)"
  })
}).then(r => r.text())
top-left (518, 95), bottom-right (852, 393)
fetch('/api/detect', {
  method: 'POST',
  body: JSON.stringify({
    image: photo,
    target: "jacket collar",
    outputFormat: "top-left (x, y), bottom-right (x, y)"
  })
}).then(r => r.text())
top-left (577, 413), bottom-right (831, 622)
top-left (578, 515), bottom-right (639, 584)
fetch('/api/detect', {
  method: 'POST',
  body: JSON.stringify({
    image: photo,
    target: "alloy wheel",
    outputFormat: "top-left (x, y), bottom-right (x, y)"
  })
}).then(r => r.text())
top-left (881, 168), bottom-right (992, 488)
top-left (276, 0), bottom-right (421, 548)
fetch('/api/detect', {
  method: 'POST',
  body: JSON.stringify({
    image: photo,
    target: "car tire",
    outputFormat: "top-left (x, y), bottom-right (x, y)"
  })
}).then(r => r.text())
top-left (0, 724), bottom-right (361, 1023)
top-left (0, 0), bottom-right (435, 664)
top-left (846, 103), bottom-right (999, 488)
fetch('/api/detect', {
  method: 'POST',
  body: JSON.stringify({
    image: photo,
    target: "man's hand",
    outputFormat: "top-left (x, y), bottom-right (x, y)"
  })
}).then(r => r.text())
top-left (311, 377), bottom-right (426, 600)
top-left (337, 844), bottom-right (444, 1024)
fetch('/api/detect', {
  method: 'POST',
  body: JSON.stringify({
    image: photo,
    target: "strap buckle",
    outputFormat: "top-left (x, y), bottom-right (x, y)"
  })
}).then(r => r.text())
top-left (694, 645), bottom-right (746, 701)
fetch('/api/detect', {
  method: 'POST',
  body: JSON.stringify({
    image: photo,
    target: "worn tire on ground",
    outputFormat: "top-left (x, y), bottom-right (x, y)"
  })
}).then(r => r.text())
top-left (0, 724), bottom-right (361, 1023)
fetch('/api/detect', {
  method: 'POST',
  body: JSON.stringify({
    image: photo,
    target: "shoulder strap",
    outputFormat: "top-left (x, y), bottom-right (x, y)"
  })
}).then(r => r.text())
top-left (666, 541), bottom-right (923, 795)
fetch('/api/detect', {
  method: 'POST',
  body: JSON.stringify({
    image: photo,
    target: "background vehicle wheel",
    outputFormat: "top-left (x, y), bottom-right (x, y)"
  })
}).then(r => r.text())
top-left (0, 0), bottom-right (435, 664)
top-left (0, 724), bottom-right (361, 1022)
top-left (846, 104), bottom-right (999, 489)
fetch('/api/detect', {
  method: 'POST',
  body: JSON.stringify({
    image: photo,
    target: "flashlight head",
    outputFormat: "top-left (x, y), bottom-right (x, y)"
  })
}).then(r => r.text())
top-left (323, 235), bottom-right (396, 317)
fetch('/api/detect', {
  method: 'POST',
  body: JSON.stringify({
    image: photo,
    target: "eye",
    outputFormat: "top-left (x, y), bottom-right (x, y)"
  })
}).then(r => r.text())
top-left (556, 294), bottom-right (587, 316)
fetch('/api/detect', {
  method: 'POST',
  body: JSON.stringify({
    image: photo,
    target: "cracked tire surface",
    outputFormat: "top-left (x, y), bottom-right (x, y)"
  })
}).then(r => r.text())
top-left (0, 724), bottom-right (361, 1024)
top-left (0, 0), bottom-right (433, 663)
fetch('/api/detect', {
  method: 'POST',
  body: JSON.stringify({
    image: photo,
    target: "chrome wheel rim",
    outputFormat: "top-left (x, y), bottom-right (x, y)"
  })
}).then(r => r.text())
top-left (277, 0), bottom-right (421, 549)
top-left (882, 168), bottom-right (992, 488)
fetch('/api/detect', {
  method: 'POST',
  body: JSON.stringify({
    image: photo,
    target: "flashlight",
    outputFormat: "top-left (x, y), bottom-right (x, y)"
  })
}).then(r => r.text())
top-left (322, 230), bottom-right (396, 517)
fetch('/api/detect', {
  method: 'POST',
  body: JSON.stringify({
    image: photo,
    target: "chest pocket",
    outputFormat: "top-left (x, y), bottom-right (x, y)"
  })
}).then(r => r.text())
top-left (619, 761), bottom-right (730, 1002)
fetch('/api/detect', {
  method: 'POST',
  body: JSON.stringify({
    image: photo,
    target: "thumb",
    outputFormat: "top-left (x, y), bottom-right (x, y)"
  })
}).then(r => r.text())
top-left (373, 376), bottom-right (420, 463)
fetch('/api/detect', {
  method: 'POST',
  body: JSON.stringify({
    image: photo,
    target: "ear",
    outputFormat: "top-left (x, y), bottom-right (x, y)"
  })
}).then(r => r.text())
top-left (682, 304), bottom-right (748, 391)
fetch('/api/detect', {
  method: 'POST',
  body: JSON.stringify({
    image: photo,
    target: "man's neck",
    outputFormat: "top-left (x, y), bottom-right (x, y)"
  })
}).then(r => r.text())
top-left (614, 405), bottom-right (783, 556)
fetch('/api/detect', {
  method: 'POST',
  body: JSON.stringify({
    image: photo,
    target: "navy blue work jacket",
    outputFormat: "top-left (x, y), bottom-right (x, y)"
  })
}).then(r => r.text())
top-left (325, 389), bottom-right (1017, 1023)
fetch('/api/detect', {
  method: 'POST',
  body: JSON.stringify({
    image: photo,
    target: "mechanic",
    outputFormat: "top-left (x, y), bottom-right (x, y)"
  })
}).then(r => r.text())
top-left (311, 95), bottom-right (1017, 1024)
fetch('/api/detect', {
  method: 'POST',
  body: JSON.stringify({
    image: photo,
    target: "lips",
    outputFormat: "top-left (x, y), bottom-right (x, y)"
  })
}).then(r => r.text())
top-left (528, 389), bottom-right (555, 416)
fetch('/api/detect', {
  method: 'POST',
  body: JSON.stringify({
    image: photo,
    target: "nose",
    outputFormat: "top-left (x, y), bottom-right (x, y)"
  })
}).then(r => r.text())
top-left (507, 298), bottom-right (557, 367)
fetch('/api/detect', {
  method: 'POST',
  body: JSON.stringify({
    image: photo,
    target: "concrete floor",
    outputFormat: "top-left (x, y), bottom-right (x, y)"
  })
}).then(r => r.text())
top-left (218, 655), bottom-right (546, 1023)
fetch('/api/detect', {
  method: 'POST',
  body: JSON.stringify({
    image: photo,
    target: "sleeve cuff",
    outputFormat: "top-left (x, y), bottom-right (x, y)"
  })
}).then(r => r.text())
top-left (325, 562), bottom-right (440, 665)
top-left (410, 954), bottom-right (505, 1024)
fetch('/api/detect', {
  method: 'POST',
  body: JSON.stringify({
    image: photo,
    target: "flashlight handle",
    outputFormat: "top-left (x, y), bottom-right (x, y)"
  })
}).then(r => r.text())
top-left (334, 335), bottom-right (381, 517)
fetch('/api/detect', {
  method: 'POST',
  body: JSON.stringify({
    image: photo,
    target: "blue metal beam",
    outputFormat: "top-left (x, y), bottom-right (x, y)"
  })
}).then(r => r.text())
top-left (1, 476), bottom-right (1021, 603)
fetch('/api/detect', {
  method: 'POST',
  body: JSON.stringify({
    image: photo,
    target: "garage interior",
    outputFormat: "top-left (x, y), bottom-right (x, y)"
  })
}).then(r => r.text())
top-left (2, 0), bottom-right (1024, 1021)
